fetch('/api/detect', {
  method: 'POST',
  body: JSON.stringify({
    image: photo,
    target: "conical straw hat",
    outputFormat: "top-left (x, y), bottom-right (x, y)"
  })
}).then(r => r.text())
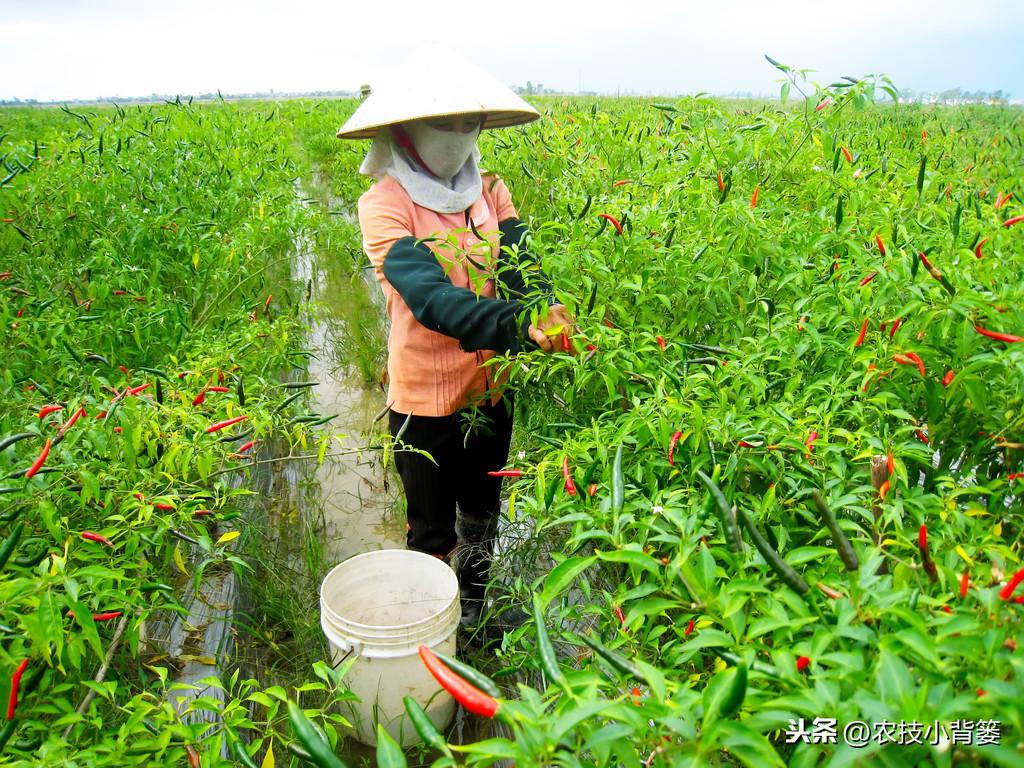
top-left (336, 46), bottom-right (540, 139)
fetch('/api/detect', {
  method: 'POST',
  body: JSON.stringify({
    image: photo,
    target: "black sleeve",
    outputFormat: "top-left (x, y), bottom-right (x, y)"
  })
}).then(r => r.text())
top-left (382, 236), bottom-right (534, 353)
top-left (495, 217), bottom-right (555, 306)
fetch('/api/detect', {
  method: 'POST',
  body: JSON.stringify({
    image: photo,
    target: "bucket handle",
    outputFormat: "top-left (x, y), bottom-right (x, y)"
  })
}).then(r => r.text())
top-left (331, 641), bottom-right (361, 667)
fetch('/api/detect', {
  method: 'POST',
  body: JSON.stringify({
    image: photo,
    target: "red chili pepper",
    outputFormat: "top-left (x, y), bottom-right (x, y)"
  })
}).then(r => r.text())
top-left (853, 318), bottom-right (869, 348)
top-left (904, 351), bottom-right (926, 377)
top-left (817, 582), bottom-right (843, 599)
top-left (92, 611), bottom-right (122, 622)
top-left (81, 531), bottom-right (113, 547)
top-left (667, 430), bottom-right (682, 466)
top-left (888, 317), bottom-right (902, 339)
top-left (995, 192), bottom-right (1013, 210)
top-left (879, 480), bottom-right (890, 500)
top-left (186, 745), bottom-right (201, 768)
top-left (192, 389), bottom-right (206, 406)
top-left (194, 509), bottom-right (213, 516)
top-left (893, 354), bottom-right (919, 375)
top-left (206, 415), bottom-right (248, 434)
top-left (561, 329), bottom-right (570, 352)
top-left (915, 429), bottom-right (929, 444)
top-left (750, 185), bottom-right (759, 208)
top-left (264, 294), bottom-right (273, 310)
top-left (113, 289), bottom-right (127, 296)
top-left (614, 604), bottom-right (625, 625)
top-left (57, 406), bottom-right (86, 435)
top-left (859, 271), bottom-right (878, 287)
top-left (840, 146), bottom-right (852, 163)
top-left (684, 618), bottom-right (695, 636)
top-left (941, 369), bottom-right (954, 387)
top-left (737, 440), bottom-right (756, 448)
top-left (418, 645), bottom-right (499, 718)
top-left (119, 364), bottom-right (129, 376)
top-left (237, 440), bottom-right (257, 453)
top-left (24, 438), bottom-right (51, 479)
top-left (613, 179), bottom-right (632, 187)
top-left (974, 324), bottom-right (1024, 343)
top-left (562, 455), bottom-right (577, 496)
top-left (206, 386), bottom-right (230, 393)
top-left (999, 568), bottom-right (1024, 600)
top-left (598, 213), bottom-right (623, 235)
top-left (588, 483), bottom-right (598, 497)
top-left (918, 524), bottom-right (938, 582)
top-left (886, 451), bottom-right (895, 477)
top-left (805, 430), bottom-right (818, 453)
top-left (815, 97), bottom-right (831, 111)
top-left (127, 382), bottom-right (151, 396)
top-left (1009, 473), bottom-right (1024, 482)
top-left (631, 686), bottom-right (643, 705)
top-left (1002, 214), bottom-right (1024, 228)
top-left (153, 502), bottom-right (175, 511)
top-left (7, 658), bottom-right (28, 720)
top-left (487, 469), bottom-right (522, 478)
top-left (960, 571), bottom-right (969, 598)
top-left (796, 656), bottom-right (810, 671)
top-left (585, 343), bottom-right (597, 352)
top-left (974, 237), bottom-right (989, 259)
top-left (654, 334), bottom-right (666, 352)
top-left (875, 234), bottom-right (886, 256)
top-left (715, 170), bottom-right (725, 193)
top-left (37, 404), bottom-right (64, 419)
top-left (216, 369), bottom-right (225, 385)
top-left (113, 426), bottom-right (123, 433)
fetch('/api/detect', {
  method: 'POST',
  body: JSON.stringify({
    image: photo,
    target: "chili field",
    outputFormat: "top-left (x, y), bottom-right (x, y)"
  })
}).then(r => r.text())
top-left (2, 64), bottom-right (1024, 767)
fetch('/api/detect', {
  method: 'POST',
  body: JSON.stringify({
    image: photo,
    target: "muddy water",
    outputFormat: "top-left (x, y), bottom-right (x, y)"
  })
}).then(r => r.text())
top-left (291, 185), bottom-right (405, 562)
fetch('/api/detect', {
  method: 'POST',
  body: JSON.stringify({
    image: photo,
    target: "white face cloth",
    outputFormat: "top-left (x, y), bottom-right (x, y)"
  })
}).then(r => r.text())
top-left (358, 122), bottom-right (483, 214)
top-left (403, 120), bottom-right (480, 180)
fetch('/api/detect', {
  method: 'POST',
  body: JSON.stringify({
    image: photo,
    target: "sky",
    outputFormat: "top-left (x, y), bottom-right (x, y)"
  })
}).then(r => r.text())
top-left (0, 0), bottom-right (1021, 102)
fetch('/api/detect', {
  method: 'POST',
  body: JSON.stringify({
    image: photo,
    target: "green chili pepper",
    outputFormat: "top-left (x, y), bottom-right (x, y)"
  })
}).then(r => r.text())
top-left (281, 381), bottom-right (319, 389)
top-left (737, 506), bottom-right (809, 594)
top-left (402, 696), bottom-right (448, 753)
top-left (286, 700), bottom-right (347, 768)
top-left (0, 522), bottom-right (24, 570)
top-left (275, 390), bottom-right (306, 413)
top-left (532, 594), bottom-right (567, 690)
top-left (432, 649), bottom-right (501, 698)
top-left (916, 154), bottom-right (926, 195)
top-left (718, 663), bottom-right (747, 718)
top-left (543, 471), bottom-right (559, 511)
top-left (696, 470), bottom-right (743, 553)
top-left (226, 727), bottom-right (258, 768)
top-left (0, 433), bottom-right (34, 453)
top-left (0, 720), bottom-right (15, 752)
top-left (811, 490), bottom-right (858, 571)
top-left (579, 633), bottom-right (645, 680)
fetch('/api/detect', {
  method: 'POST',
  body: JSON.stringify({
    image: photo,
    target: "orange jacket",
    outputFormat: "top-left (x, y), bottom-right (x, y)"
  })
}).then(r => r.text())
top-left (358, 173), bottom-right (550, 417)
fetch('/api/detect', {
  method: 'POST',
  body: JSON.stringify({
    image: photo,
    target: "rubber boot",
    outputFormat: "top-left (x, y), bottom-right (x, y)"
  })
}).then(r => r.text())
top-left (454, 509), bottom-right (498, 631)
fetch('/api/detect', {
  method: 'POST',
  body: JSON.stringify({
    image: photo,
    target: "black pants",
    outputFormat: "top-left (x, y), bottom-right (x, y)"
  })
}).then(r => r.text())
top-left (388, 395), bottom-right (515, 557)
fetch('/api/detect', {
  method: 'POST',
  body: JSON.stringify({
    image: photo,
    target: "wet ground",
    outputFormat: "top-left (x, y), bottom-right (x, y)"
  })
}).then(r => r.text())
top-left (290, 180), bottom-right (406, 563)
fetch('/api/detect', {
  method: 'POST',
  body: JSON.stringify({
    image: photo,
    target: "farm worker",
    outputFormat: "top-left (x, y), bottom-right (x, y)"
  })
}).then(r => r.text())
top-left (335, 47), bottom-right (573, 630)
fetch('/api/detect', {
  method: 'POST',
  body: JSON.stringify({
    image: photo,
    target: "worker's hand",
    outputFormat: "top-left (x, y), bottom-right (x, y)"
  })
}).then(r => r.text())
top-left (528, 304), bottom-right (576, 354)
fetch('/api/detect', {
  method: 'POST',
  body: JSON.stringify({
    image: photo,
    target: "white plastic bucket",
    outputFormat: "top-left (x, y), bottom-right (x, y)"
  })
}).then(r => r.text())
top-left (319, 549), bottom-right (460, 747)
